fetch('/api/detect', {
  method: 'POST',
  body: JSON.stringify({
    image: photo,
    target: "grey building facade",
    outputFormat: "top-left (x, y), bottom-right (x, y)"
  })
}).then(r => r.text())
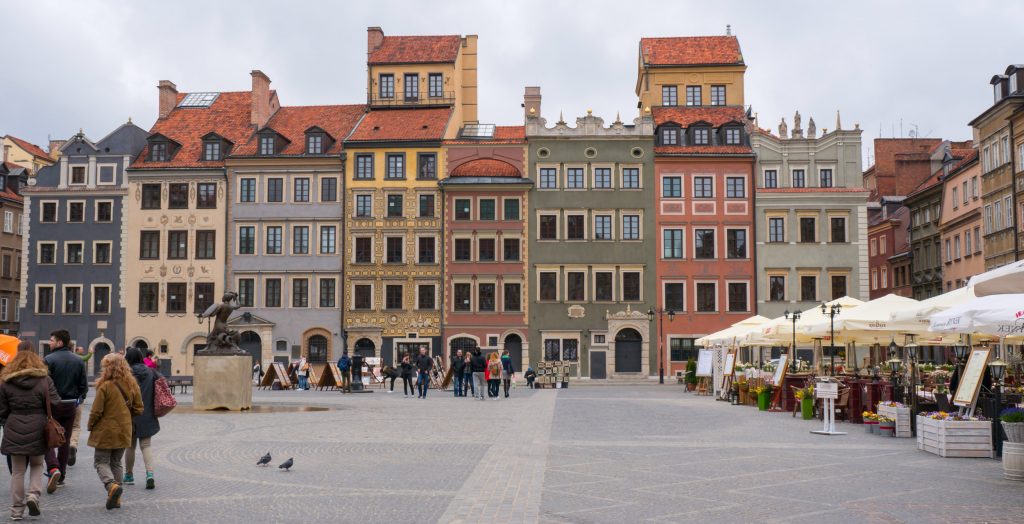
top-left (19, 123), bottom-right (148, 372)
top-left (751, 113), bottom-right (868, 319)
top-left (526, 105), bottom-right (656, 379)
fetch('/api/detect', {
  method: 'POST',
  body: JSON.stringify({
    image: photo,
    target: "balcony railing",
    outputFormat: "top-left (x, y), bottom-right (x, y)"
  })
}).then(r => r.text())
top-left (369, 91), bottom-right (455, 108)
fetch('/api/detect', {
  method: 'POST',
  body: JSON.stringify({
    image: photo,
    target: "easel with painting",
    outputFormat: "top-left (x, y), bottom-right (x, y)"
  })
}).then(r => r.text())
top-left (718, 349), bottom-right (737, 401)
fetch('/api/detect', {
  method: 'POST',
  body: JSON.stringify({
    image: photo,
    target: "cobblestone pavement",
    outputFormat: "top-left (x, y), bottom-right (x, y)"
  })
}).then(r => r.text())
top-left (0, 384), bottom-right (1018, 523)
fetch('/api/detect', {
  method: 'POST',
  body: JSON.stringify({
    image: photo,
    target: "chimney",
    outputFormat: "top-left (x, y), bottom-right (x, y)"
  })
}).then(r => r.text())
top-left (367, 27), bottom-right (385, 56)
top-left (158, 80), bottom-right (178, 119)
top-left (250, 70), bottom-right (272, 129)
top-left (49, 139), bottom-right (66, 156)
top-left (524, 86), bottom-right (541, 121)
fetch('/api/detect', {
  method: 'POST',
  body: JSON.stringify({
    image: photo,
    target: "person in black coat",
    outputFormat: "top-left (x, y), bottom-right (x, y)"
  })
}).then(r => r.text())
top-left (451, 350), bottom-right (466, 397)
top-left (414, 348), bottom-right (433, 399)
top-left (470, 349), bottom-right (488, 401)
top-left (124, 348), bottom-right (160, 489)
top-left (398, 354), bottom-right (415, 397)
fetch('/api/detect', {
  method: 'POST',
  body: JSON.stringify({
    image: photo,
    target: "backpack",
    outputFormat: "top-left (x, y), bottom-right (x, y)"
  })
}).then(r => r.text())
top-left (338, 357), bottom-right (351, 372)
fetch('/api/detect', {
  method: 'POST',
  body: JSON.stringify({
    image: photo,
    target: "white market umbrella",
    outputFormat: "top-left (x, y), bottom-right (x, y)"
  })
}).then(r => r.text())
top-left (801, 294), bottom-right (919, 339)
top-left (696, 315), bottom-right (770, 346)
top-left (967, 260), bottom-right (1024, 297)
top-left (757, 296), bottom-right (866, 345)
top-left (929, 293), bottom-right (1024, 336)
top-left (889, 286), bottom-right (975, 332)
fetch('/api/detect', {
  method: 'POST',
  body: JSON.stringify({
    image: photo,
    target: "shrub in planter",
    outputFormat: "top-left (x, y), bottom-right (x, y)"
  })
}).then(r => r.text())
top-left (685, 358), bottom-right (697, 391)
top-left (753, 385), bottom-right (772, 411)
top-left (878, 417), bottom-right (895, 437)
top-left (1001, 407), bottom-right (1024, 443)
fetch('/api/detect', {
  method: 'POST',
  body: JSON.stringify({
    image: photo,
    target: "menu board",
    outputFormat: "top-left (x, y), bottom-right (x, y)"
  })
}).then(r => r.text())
top-left (723, 353), bottom-right (736, 376)
top-left (696, 350), bottom-right (714, 377)
top-left (953, 348), bottom-right (990, 407)
top-left (772, 354), bottom-right (788, 385)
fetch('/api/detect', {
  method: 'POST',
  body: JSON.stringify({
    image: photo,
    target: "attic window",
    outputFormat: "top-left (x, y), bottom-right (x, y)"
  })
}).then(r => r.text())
top-left (179, 92), bottom-right (220, 108)
top-left (307, 133), bottom-right (323, 155)
top-left (259, 135), bottom-right (275, 156)
top-left (724, 127), bottom-right (741, 145)
top-left (660, 127), bottom-right (679, 146)
top-left (692, 127), bottom-right (710, 145)
top-left (204, 140), bottom-right (222, 161)
top-left (150, 142), bottom-right (167, 162)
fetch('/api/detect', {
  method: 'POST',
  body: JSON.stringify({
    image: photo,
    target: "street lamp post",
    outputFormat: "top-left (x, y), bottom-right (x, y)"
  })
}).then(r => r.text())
top-left (820, 303), bottom-right (842, 376)
top-left (647, 308), bottom-right (676, 384)
top-left (783, 309), bottom-right (800, 373)
top-left (887, 355), bottom-right (903, 404)
top-left (989, 358), bottom-right (1008, 456)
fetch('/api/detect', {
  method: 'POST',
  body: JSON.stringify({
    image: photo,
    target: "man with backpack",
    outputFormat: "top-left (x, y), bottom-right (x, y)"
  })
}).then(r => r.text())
top-left (43, 329), bottom-right (88, 493)
top-left (337, 352), bottom-right (352, 393)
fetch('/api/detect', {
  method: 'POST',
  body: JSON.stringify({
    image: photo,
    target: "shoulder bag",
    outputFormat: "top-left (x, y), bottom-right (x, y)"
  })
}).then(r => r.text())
top-left (39, 379), bottom-right (66, 449)
top-left (153, 373), bottom-right (177, 418)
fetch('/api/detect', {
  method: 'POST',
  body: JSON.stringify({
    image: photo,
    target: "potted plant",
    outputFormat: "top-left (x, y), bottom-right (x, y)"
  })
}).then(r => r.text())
top-left (685, 358), bottom-right (697, 392)
top-left (1001, 407), bottom-right (1024, 443)
top-left (737, 380), bottom-right (749, 404)
top-left (753, 384), bottom-right (772, 411)
top-left (796, 386), bottom-right (815, 420)
top-left (878, 417), bottom-right (895, 437)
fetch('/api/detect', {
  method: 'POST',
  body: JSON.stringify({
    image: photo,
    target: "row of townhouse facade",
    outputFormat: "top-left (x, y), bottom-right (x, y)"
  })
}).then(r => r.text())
top-left (19, 27), bottom-right (870, 380)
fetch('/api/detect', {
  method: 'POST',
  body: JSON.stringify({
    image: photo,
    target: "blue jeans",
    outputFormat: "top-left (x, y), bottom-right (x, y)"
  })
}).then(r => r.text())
top-left (417, 371), bottom-right (430, 397)
top-left (462, 372), bottom-right (474, 396)
top-left (298, 376), bottom-right (308, 390)
top-left (453, 373), bottom-right (464, 396)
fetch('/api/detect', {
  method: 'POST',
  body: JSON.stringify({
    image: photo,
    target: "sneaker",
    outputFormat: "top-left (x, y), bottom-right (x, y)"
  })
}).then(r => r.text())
top-left (46, 469), bottom-right (61, 494)
top-left (10, 515), bottom-right (22, 521)
top-left (68, 447), bottom-right (77, 467)
top-left (26, 497), bottom-right (39, 517)
top-left (145, 472), bottom-right (154, 490)
top-left (105, 483), bottom-right (122, 510)
top-left (123, 473), bottom-right (135, 485)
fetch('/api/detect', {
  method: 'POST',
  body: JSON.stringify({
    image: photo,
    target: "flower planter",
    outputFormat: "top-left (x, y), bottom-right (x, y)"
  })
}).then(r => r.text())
top-left (757, 391), bottom-right (770, 411)
top-left (916, 415), bottom-right (993, 458)
top-left (878, 425), bottom-right (895, 437)
top-left (1003, 422), bottom-right (1024, 443)
top-left (864, 421), bottom-right (876, 433)
top-left (801, 397), bottom-right (814, 420)
top-left (1003, 441), bottom-right (1024, 481)
top-left (737, 384), bottom-right (748, 405)
top-left (878, 404), bottom-right (913, 438)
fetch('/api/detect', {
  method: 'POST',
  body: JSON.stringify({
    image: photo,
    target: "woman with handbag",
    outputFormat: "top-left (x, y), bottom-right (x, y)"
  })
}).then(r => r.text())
top-left (0, 349), bottom-right (62, 520)
top-left (88, 353), bottom-right (143, 510)
top-left (123, 348), bottom-right (160, 489)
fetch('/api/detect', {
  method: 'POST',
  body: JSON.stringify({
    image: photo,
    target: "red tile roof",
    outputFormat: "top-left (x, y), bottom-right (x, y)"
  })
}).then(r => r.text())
top-left (445, 125), bottom-right (525, 145)
top-left (0, 188), bottom-right (23, 204)
top-left (232, 104), bottom-right (366, 156)
top-left (131, 91), bottom-right (255, 169)
top-left (652, 106), bottom-right (748, 127)
top-left (654, 145), bottom-right (753, 156)
top-left (450, 158), bottom-right (521, 178)
top-left (369, 35), bottom-right (461, 64)
top-left (4, 135), bottom-right (53, 162)
top-left (640, 36), bottom-right (743, 66)
top-left (346, 108), bottom-right (452, 143)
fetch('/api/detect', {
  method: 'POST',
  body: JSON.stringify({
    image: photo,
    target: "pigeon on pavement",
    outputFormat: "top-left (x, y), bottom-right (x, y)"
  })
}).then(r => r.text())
top-left (279, 458), bottom-right (293, 472)
top-left (257, 453), bottom-right (272, 467)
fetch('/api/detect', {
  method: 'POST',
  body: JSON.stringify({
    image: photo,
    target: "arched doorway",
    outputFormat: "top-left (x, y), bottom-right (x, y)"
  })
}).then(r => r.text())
top-left (132, 339), bottom-right (149, 351)
top-left (449, 336), bottom-right (478, 360)
top-left (308, 335), bottom-right (328, 363)
top-left (615, 328), bottom-right (643, 373)
top-left (504, 334), bottom-right (523, 370)
top-left (92, 342), bottom-right (111, 377)
top-left (353, 338), bottom-right (375, 358)
top-left (239, 331), bottom-right (262, 364)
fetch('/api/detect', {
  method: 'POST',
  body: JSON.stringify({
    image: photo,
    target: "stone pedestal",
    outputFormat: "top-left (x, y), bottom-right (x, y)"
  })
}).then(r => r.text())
top-left (194, 355), bottom-right (253, 411)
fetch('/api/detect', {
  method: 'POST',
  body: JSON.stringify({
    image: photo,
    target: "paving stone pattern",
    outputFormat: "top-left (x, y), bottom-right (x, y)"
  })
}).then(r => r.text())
top-left (0, 385), bottom-right (1017, 523)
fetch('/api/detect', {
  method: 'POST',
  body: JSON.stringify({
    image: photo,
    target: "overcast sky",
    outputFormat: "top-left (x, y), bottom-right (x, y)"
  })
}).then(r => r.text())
top-left (3, 0), bottom-right (1023, 165)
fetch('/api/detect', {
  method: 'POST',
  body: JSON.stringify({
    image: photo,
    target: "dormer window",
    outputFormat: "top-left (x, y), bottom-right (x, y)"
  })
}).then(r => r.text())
top-left (724, 127), bottom-right (741, 145)
top-left (379, 74), bottom-right (395, 99)
top-left (150, 142), bottom-right (167, 162)
top-left (692, 127), bottom-right (710, 145)
top-left (428, 73), bottom-right (443, 98)
top-left (660, 127), bottom-right (679, 146)
top-left (204, 141), bottom-right (221, 161)
top-left (404, 73), bottom-right (419, 101)
top-left (1011, 73), bottom-right (1018, 94)
top-left (259, 135), bottom-right (275, 155)
top-left (307, 134), bottom-right (323, 154)
top-left (995, 83), bottom-right (1003, 103)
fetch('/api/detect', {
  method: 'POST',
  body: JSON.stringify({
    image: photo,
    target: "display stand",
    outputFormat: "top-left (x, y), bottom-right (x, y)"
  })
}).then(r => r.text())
top-left (811, 378), bottom-right (846, 436)
top-left (318, 363), bottom-right (342, 390)
top-left (768, 354), bottom-right (789, 412)
top-left (718, 351), bottom-right (736, 401)
top-left (259, 362), bottom-right (292, 390)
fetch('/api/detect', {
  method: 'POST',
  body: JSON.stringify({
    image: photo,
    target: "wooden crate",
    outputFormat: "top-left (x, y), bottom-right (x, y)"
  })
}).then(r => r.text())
top-left (915, 415), bottom-right (993, 458)
top-left (878, 404), bottom-right (912, 438)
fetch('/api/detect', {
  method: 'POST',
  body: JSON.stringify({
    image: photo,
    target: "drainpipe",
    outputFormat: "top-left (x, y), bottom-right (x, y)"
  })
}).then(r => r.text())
top-left (439, 182), bottom-right (447, 364)
top-left (340, 152), bottom-right (347, 356)
top-left (750, 154), bottom-right (758, 310)
top-left (1011, 120), bottom-right (1020, 262)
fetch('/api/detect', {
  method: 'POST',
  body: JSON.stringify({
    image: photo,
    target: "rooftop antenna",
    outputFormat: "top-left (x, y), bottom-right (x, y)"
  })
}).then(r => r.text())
top-left (726, 25), bottom-right (731, 36)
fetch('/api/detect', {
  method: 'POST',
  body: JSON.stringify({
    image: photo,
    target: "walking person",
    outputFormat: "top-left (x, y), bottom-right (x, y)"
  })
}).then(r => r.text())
top-left (88, 353), bottom-right (143, 510)
top-left (451, 350), bottom-right (465, 397)
top-left (0, 349), bottom-right (62, 520)
top-left (297, 358), bottom-right (309, 391)
top-left (399, 354), bottom-right (414, 397)
top-left (123, 349), bottom-right (159, 490)
top-left (337, 352), bottom-right (352, 393)
top-left (67, 346), bottom-right (93, 468)
top-left (462, 353), bottom-right (474, 398)
top-left (251, 361), bottom-right (263, 385)
top-left (500, 350), bottom-right (515, 398)
top-left (487, 353), bottom-right (502, 400)
top-left (470, 349), bottom-right (487, 401)
top-left (43, 329), bottom-right (87, 493)
top-left (414, 347), bottom-right (433, 399)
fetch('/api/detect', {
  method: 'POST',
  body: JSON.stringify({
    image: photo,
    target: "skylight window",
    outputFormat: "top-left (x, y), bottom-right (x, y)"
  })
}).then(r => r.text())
top-left (460, 124), bottom-right (496, 139)
top-left (178, 92), bottom-right (220, 108)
